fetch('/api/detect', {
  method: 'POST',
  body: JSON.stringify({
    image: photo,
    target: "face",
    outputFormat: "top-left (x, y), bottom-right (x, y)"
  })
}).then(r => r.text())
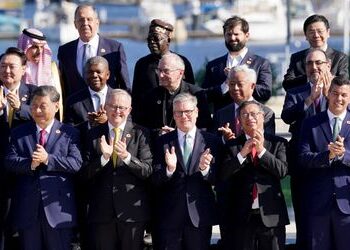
top-left (328, 84), bottom-right (350, 116)
top-left (305, 50), bottom-right (330, 84)
top-left (26, 42), bottom-right (44, 64)
top-left (105, 94), bottom-right (132, 127)
top-left (85, 62), bottom-right (110, 92)
top-left (305, 21), bottom-right (330, 49)
top-left (0, 54), bottom-right (26, 90)
top-left (157, 58), bottom-right (183, 91)
top-left (30, 95), bottom-right (59, 129)
top-left (239, 104), bottom-right (264, 136)
top-left (173, 100), bottom-right (198, 133)
top-left (228, 71), bottom-right (255, 104)
top-left (74, 6), bottom-right (99, 42)
top-left (147, 32), bottom-right (169, 55)
top-left (224, 25), bottom-right (249, 52)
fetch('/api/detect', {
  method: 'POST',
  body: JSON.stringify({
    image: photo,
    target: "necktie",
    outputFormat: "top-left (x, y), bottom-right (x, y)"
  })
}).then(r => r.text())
top-left (314, 97), bottom-right (321, 113)
top-left (39, 129), bottom-right (47, 147)
top-left (82, 44), bottom-right (91, 74)
top-left (8, 106), bottom-right (14, 128)
top-left (94, 93), bottom-right (101, 112)
top-left (112, 128), bottom-right (121, 167)
top-left (332, 117), bottom-right (341, 142)
top-left (183, 134), bottom-right (191, 168)
top-left (251, 145), bottom-right (258, 202)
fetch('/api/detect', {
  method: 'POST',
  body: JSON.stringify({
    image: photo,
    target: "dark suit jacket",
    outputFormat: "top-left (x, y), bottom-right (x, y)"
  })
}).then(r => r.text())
top-left (299, 110), bottom-right (350, 215)
top-left (58, 35), bottom-right (130, 99)
top-left (202, 52), bottom-right (272, 111)
top-left (136, 81), bottom-right (213, 142)
top-left (80, 121), bottom-right (153, 224)
top-left (213, 102), bottom-right (276, 136)
top-left (218, 133), bottom-right (289, 228)
top-left (4, 120), bottom-right (82, 229)
top-left (152, 129), bottom-right (221, 229)
top-left (282, 47), bottom-right (349, 90)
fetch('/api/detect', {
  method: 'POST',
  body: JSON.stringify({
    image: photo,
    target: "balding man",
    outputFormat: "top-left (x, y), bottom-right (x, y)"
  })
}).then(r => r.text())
top-left (132, 19), bottom-right (195, 121)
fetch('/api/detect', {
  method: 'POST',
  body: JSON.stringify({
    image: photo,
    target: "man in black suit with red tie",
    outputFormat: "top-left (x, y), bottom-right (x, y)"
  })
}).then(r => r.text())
top-left (218, 100), bottom-right (289, 250)
top-left (58, 4), bottom-right (129, 100)
top-left (283, 14), bottom-right (348, 91)
top-left (81, 89), bottom-right (152, 250)
top-left (152, 93), bottom-right (221, 250)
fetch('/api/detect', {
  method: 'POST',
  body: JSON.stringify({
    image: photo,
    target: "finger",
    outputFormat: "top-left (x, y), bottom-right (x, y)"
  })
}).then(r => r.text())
top-left (165, 148), bottom-right (170, 155)
top-left (225, 122), bottom-right (230, 128)
top-left (204, 148), bottom-right (210, 155)
top-left (171, 146), bottom-right (175, 154)
top-left (122, 137), bottom-right (127, 144)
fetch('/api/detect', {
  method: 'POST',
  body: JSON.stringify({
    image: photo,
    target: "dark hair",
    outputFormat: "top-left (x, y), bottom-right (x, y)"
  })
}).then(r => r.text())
top-left (330, 76), bottom-right (350, 89)
top-left (305, 48), bottom-right (329, 61)
top-left (303, 14), bottom-right (330, 34)
top-left (237, 100), bottom-right (264, 116)
top-left (223, 16), bottom-right (249, 34)
top-left (0, 47), bottom-right (27, 65)
top-left (31, 86), bottom-right (60, 103)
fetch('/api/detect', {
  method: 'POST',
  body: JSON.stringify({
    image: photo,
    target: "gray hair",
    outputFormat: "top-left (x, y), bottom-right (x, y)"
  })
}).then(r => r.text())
top-left (173, 93), bottom-right (197, 109)
top-left (237, 100), bottom-right (264, 116)
top-left (74, 4), bottom-right (98, 20)
top-left (84, 56), bottom-right (109, 76)
top-left (228, 65), bottom-right (257, 83)
top-left (106, 89), bottom-right (131, 106)
top-left (159, 52), bottom-right (185, 70)
top-left (31, 85), bottom-right (60, 103)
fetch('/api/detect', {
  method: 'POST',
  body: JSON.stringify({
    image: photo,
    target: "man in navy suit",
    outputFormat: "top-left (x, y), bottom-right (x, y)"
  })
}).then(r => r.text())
top-left (58, 4), bottom-right (130, 100)
top-left (5, 86), bottom-right (82, 250)
top-left (283, 14), bottom-right (348, 91)
top-left (202, 16), bottom-right (272, 112)
top-left (218, 100), bottom-right (289, 250)
top-left (81, 89), bottom-right (152, 250)
top-left (299, 77), bottom-right (350, 250)
top-left (152, 93), bottom-right (221, 250)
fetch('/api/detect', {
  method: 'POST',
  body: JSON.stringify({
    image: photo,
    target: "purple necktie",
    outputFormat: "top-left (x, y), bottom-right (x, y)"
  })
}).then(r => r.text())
top-left (39, 130), bottom-right (47, 147)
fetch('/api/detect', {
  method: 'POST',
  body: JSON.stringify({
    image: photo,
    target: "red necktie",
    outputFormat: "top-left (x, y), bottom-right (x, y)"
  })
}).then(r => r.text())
top-left (39, 130), bottom-right (47, 147)
top-left (251, 145), bottom-right (258, 202)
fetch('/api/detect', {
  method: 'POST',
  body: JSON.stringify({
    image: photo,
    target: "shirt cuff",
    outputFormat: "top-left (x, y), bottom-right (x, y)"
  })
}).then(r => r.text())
top-left (200, 166), bottom-right (210, 176)
top-left (237, 152), bottom-right (246, 165)
top-left (122, 153), bottom-right (131, 165)
top-left (166, 168), bottom-right (175, 177)
top-left (221, 81), bottom-right (229, 94)
top-left (258, 148), bottom-right (266, 158)
top-left (101, 155), bottom-right (109, 167)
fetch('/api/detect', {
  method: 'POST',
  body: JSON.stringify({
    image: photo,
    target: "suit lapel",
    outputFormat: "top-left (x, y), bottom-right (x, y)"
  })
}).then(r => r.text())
top-left (340, 111), bottom-right (350, 140)
top-left (82, 90), bottom-right (94, 112)
top-left (28, 122), bottom-right (38, 153)
top-left (45, 120), bottom-right (61, 153)
top-left (122, 121), bottom-right (134, 149)
top-left (319, 112), bottom-right (333, 142)
top-left (97, 36), bottom-right (107, 56)
top-left (188, 130), bottom-right (206, 175)
top-left (241, 51), bottom-right (254, 66)
top-left (172, 131), bottom-right (186, 172)
top-left (72, 39), bottom-right (79, 75)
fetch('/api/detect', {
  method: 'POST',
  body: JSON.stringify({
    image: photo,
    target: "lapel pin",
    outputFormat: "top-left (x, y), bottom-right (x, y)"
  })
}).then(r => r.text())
top-left (55, 129), bottom-right (61, 134)
top-left (100, 48), bottom-right (106, 53)
top-left (157, 100), bottom-right (161, 104)
top-left (21, 95), bottom-right (28, 102)
top-left (246, 58), bottom-right (252, 65)
top-left (126, 133), bottom-right (131, 138)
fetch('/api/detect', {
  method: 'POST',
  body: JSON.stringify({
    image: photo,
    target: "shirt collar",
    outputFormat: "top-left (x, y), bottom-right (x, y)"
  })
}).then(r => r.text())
top-left (327, 109), bottom-right (347, 123)
top-left (310, 43), bottom-right (328, 52)
top-left (177, 126), bottom-right (197, 140)
top-left (3, 84), bottom-right (20, 96)
top-left (78, 34), bottom-right (99, 50)
top-left (108, 120), bottom-right (127, 133)
top-left (88, 85), bottom-right (108, 97)
top-left (36, 119), bottom-right (55, 134)
top-left (227, 47), bottom-right (248, 62)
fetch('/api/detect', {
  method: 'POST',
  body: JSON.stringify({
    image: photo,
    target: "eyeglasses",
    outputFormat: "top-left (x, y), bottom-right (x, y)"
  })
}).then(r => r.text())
top-left (0, 64), bottom-right (22, 71)
top-left (240, 111), bottom-right (262, 119)
top-left (155, 68), bottom-right (180, 75)
top-left (306, 60), bottom-right (328, 66)
top-left (306, 29), bottom-right (327, 36)
top-left (174, 109), bottom-right (195, 117)
top-left (106, 105), bottom-right (129, 112)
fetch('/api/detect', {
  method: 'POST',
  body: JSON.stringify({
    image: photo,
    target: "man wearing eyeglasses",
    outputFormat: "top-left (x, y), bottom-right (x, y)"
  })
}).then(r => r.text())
top-left (81, 89), bottom-right (152, 250)
top-left (298, 77), bottom-right (350, 250)
top-left (283, 14), bottom-right (348, 91)
top-left (281, 48), bottom-right (332, 249)
top-left (152, 93), bottom-right (221, 250)
top-left (136, 52), bottom-right (212, 145)
top-left (218, 100), bottom-right (289, 250)
top-left (132, 19), bottom-right (194, 122)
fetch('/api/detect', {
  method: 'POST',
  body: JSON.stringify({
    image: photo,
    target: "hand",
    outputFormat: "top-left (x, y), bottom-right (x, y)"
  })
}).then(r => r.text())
top-left (240, 138), bottom-right (256, 158)
top-left (32, 144), bottom-right (48, 164)
top-left (100, 135), bottom-right (113, 160)
top-left (321, 70), bottom-right (333, 98)
top-left (160, 126), bottom-right (175, 135)
top-left (31, 160), bottom-right (40, 170)
top-left (0, 86), bottom-right (5, 111)
top-left (218, 123), bottom-right (236, 141)
top-left (87, 109), bottom-right (107, 125)
top-left (6, 92), bottom-right (21, 110)
top-left (328, 136), bottom-right (345, 160)
top-left (199, 148), bottom-right (213, 171)
top-left (114, 137), bottom-right (129, 160)
top-left (224, 67), bottom-right (231, 76)
top-left (252, 129), bottom-right (265, 153)
top-left (306, 82), bottom-right (322, 106)
top-left (165, 146), bottom-right (177, 172)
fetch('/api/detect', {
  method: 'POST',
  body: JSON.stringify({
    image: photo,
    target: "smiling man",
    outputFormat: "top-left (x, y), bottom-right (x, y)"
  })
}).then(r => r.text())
top-left (299, 77), bottom-right (350, 250)
top-left (81, 89), bottom-right (152, 250)
top-left (283, 14), bottom-right (349, 90)
top-left (58, 4), bottom-right (129, 100)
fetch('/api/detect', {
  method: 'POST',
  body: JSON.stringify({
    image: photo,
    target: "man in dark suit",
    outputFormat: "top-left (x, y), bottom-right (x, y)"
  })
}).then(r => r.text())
top-left (0, 47), bottom-right (36, 250)
top-left (152, 93), bottom-right (221, 250)
top-left (80, 89), bottom-right (152, 250)
top-left (281, 48), bottom-right (332, 249)
top-left (135, 53), bottom-right (212, 144)
top-left (299, 77), bottom-right (350, 250)
top-left (202, 16), bottom-right (272, 112)
top-left (283, 14), bottom-right (348, 91)
top-left (218, 100), bottom-right (289, 250)
top-left (58, 4), bottom-right (129, 100)
top-left (64, 56), bottom-right (110, 134)
top-left (4, 86), bottom-right (82, 250)
top-left (213, 65), bottom-right (275, 142)
top-left (132, 19), bottom-right (194, 118)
